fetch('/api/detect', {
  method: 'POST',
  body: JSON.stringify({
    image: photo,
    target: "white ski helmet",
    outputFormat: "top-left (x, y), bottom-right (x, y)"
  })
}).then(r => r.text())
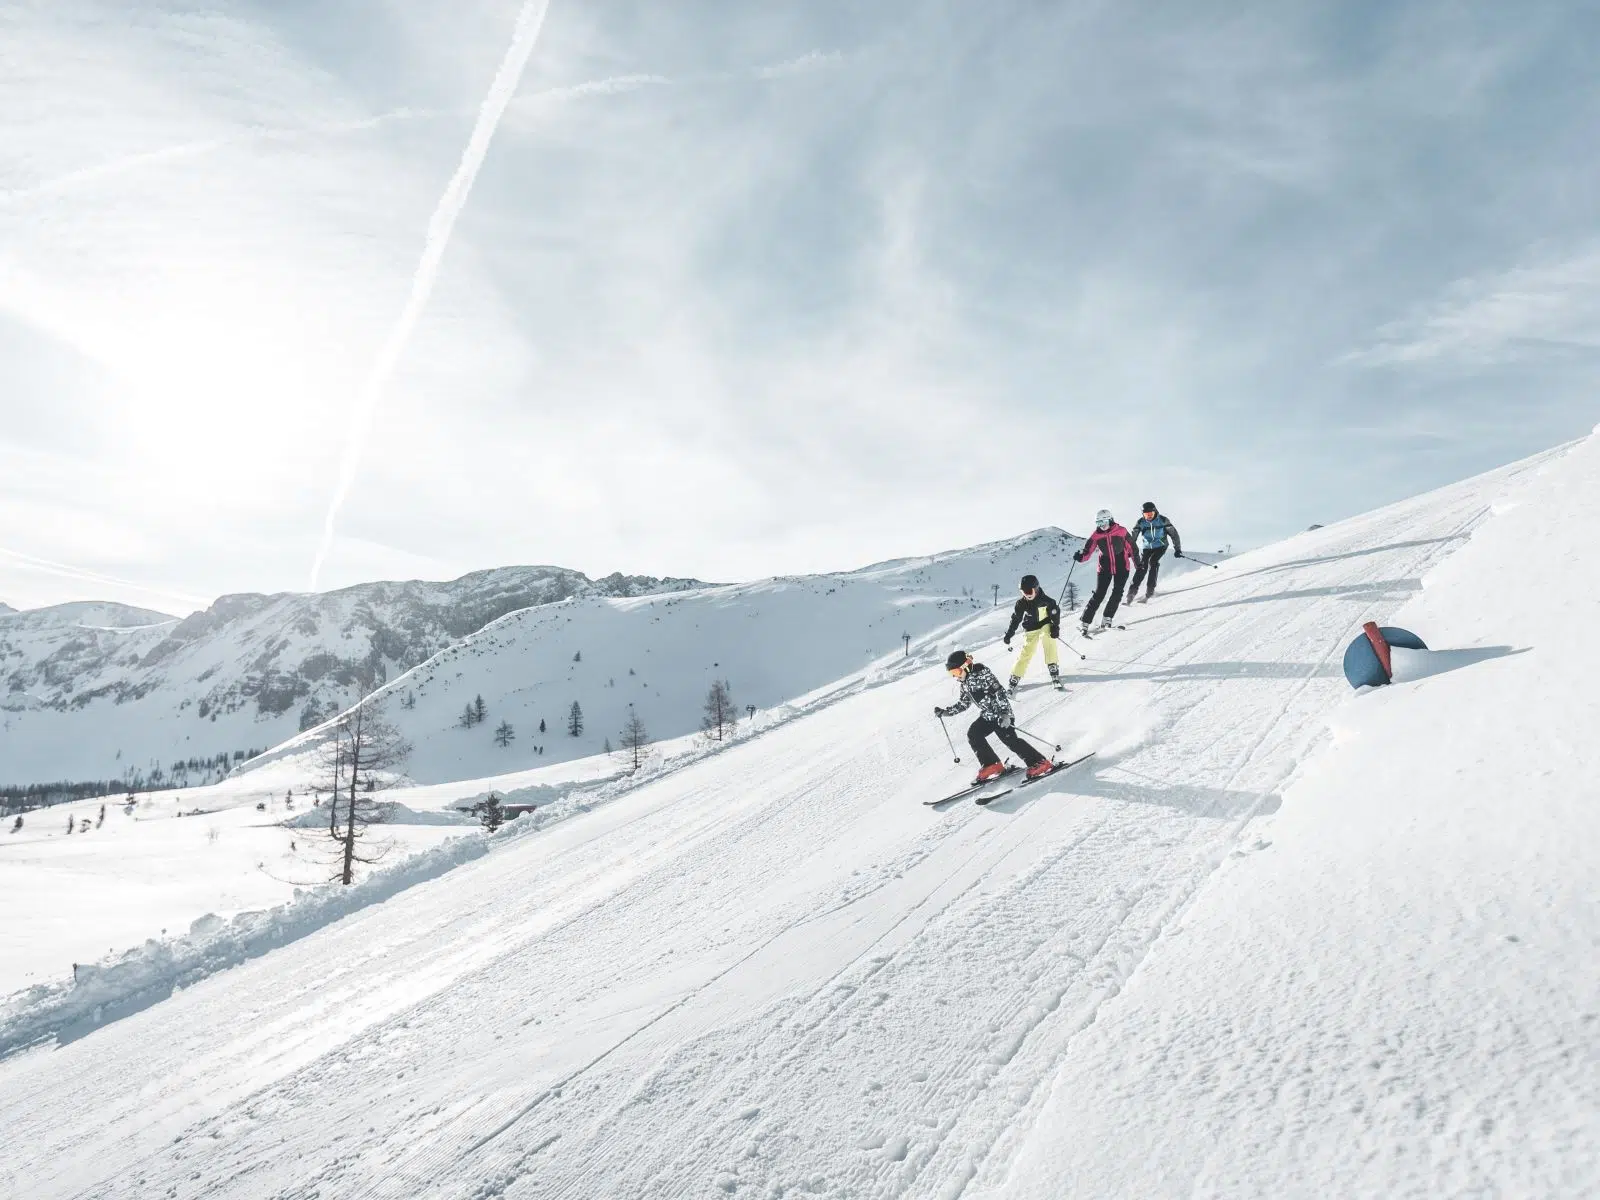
top-left (1094, 508), bottom-right (1114, 530)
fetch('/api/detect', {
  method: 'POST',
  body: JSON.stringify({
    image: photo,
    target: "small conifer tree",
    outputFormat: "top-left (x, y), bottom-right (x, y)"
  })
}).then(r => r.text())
top-left (473, 794), bottom-right (504, 832)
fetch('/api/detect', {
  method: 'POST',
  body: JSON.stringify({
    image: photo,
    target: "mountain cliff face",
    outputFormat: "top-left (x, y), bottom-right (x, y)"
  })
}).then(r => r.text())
top-left (0, 568), bottom-right (702, 790)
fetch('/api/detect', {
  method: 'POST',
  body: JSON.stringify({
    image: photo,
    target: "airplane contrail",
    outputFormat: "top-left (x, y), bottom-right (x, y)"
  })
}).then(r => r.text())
top-left (308, 0), bottom-right (554, 589)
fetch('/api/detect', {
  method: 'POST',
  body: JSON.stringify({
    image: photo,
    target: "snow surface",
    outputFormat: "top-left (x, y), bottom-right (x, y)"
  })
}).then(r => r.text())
top-left (4, 531), bottom-right (1206, 993)
top-left (0, 780), bottom-right (468, 992)
top-left (0, 442), bottom-right (1594, 1198)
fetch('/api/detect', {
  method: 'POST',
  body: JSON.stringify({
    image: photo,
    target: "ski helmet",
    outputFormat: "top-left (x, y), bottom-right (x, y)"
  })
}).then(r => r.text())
top-left (1095, 508), bottom-right (1114, 530)
top-left (1020, 574), bottom-right (1039, 591)
top-left (945, 650), bottom-right (970, 671)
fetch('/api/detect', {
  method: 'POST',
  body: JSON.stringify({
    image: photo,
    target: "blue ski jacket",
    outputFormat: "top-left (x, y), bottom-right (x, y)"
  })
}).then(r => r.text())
top-left (1133, 514), bottom-right (1181, 554)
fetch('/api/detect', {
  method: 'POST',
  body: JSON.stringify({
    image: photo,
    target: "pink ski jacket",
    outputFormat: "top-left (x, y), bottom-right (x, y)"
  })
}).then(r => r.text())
top-left (1075, 524), bottom-right (1137, 573)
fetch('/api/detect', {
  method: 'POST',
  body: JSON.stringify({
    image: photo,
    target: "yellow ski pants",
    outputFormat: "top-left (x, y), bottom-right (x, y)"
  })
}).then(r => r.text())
top-left (1012, 626), bottom-right (1059, 678)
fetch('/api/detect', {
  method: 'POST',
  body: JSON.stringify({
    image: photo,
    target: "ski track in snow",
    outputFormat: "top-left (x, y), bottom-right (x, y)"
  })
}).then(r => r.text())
top-left (0, 447), bottom-right (1567, 1199)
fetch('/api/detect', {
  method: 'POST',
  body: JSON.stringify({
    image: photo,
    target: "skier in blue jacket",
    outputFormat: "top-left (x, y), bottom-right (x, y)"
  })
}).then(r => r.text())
top-left (1128, 502), bottom-right (1182, 602)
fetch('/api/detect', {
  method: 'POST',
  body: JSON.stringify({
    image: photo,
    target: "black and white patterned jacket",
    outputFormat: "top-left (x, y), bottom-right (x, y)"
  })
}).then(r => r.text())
top-left (938, 662), bottom-right (1014, 726)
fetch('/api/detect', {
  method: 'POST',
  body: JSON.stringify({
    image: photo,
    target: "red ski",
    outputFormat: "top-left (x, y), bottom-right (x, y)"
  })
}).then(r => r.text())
top-left (975, 752), bottom-right (1095, 804)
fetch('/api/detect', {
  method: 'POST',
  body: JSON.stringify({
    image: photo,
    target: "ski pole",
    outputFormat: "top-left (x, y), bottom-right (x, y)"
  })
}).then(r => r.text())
top-left (1055, 557), bottom-right (1079, 608)
top-left (1052, 559), bottom-right (1088, 660)
top-left (938, 715), bottom-right (961, 763)
top-left (1059, 629), bottom-right (1089, 660)
top-left (1012, 724), bottom-right (1062, 753)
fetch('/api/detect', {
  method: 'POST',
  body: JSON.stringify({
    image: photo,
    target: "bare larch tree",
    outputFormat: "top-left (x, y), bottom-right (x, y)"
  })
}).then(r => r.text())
top-left (318, 702), bottom-right (411, 885)
top-left (619, 706), bottom-right (650, 771)
top-left (701, 679), bottom-right (737, 742)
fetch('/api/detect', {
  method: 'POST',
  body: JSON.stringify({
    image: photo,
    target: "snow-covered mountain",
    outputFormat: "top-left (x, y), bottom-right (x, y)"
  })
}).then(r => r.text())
top-left (3, 537), bottom-right (1204, 794)
top-left (4, 439), bottom-right (1592, 1199)
top-left (0, 567), bottom-right (701, 790)
top-left (251, 528), bottom-right (1209, 786)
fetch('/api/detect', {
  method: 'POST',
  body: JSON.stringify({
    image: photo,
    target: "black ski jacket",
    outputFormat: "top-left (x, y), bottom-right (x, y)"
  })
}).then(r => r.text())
top-left (938, 663), bottom-right (1014, 727)
top-left (1005, 590), bottom-right (1061, 640)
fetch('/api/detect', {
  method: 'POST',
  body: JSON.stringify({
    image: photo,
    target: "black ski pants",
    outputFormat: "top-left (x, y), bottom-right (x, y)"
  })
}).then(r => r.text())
top-left (968, 717), bottom-right (1045, 769)
top-left (1129, 546), bottom-right (1166, 598)
top-left (1083, 566), bottom-right (1129, 624)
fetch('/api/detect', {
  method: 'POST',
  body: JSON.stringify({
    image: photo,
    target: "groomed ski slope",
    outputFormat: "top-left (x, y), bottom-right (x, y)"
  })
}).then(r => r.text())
top-left (0, 440), bottom-right (1592, 1199)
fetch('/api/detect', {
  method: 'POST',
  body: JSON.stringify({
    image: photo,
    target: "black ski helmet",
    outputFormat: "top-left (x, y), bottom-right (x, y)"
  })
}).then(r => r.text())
top-left (945, 650), bottom-right (970, 671)
top-left (1020, 574), bottom-right (1039, 590)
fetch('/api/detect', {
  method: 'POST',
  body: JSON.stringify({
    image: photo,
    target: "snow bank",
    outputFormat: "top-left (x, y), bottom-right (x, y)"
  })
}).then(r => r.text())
top-left (279, 802), bottom-right (478, 828)
top-left (0, 829), bottom-right (496, 1060)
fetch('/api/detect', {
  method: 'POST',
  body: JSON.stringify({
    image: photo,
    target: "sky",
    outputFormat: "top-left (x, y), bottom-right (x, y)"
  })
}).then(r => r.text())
top-left (2, 0), bottom-right (1599, 615)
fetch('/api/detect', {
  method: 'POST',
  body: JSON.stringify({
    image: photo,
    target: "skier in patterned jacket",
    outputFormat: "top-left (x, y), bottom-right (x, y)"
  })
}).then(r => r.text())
top-left (1073, 509), bottom-right (1137, 631)
top-left (935, 651), bottom-right (1051, 781)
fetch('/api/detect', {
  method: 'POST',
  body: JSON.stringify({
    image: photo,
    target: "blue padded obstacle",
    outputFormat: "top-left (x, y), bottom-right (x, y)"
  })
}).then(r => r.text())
top-left (1343, 622), bottom-right (1428, 689)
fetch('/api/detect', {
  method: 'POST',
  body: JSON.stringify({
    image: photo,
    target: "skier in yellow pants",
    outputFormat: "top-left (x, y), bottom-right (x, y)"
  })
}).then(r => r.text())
top-left (1002, 574), bottom-right (1065, 696)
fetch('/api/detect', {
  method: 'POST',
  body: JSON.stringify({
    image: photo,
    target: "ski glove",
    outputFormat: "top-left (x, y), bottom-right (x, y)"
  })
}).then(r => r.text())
top-left (934, 706), bottom-right (949, 718)
top-left (1175, 550), bottom-right (1184, 558)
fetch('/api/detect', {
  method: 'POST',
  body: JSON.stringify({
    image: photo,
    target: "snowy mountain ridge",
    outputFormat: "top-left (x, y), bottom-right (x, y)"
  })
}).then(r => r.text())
top-left (0, 564), bottom-right (704, 791)
top-left (243, 526), bottom-right (1207, 787)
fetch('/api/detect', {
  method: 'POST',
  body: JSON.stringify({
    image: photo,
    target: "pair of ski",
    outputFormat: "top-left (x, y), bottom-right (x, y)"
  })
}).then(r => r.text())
top-left (926, 752), bottom-right (1096, 807)
top-left (1077, 623), bottom-right (1126, 639)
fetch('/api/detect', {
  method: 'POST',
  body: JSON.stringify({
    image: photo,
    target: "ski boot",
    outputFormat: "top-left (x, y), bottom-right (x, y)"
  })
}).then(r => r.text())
top-left (1048, 664), bottom-right (1066, 692)
top-left (975, 762), bottom-right (1007, 783)
top-left (1007, 675), bottom-right (1020, 697)
top-left (1025, 759), bottom-right (1055, 779)
top-left (1099, 615), bottom-right (1114, 631)
top-left (1078, 620), bottom-right (1092, 637)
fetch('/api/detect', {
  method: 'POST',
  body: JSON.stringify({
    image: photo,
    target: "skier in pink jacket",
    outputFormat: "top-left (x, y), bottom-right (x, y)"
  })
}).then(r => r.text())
top-left (1073, 509), bottom-right (1137, 632)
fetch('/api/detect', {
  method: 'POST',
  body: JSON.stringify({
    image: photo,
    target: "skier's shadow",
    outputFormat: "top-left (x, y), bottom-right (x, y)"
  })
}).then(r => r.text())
top-left (1130, 579), bottom-right (1422, 627)
top-left (1069, 660), bottom-right (1344, 683)
top-left (982, 763), bottom-right (1279, 821)
top-left (1165, 535), bottom-right (1470, 599)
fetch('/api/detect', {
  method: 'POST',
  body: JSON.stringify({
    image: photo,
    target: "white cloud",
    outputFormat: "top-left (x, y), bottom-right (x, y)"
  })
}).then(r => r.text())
top-left (1348, 246), bottom-right (1600, 367)
top-left (753, 50), bottom-right (844, 81)
top-left (3, 1), bottom-right (1599, 607)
